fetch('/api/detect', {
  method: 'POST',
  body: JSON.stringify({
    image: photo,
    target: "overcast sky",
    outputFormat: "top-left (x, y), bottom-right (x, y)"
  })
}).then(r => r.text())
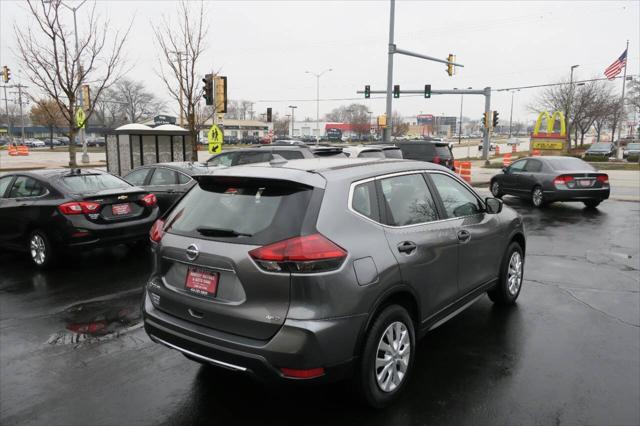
top-left (1, 0), bottom-right (638, 124)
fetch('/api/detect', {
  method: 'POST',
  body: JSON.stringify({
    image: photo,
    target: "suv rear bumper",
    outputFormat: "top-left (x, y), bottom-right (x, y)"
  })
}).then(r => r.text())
top-left (142, 289), bottom-right (366, 384)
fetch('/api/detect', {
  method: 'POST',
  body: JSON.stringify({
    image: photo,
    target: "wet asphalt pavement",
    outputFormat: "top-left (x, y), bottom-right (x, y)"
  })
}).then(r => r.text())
top-left (1, 198), bottom-right (639, 426)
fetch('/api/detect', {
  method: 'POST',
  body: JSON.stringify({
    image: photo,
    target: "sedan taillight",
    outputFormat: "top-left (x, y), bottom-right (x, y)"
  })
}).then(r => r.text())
top-left (249, 233), bottom-right (347, 273)
top-left (149, 219), bottom-right (165, 243)
top-left (58, 201), bottom-right (101, 215)
top-left (553, 175), bottom-right (575, 189)
top-left (142, 193), bottom-right (157, 207)
top-left (596, 174), bottom-right (609, 186)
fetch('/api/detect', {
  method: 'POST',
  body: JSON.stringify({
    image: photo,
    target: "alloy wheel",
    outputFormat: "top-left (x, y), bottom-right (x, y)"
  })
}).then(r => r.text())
top-left (532, 188), bottom-right (543, 207)
top-left (507, 251), bottom-right (523, 296)
top-left (375, 321), bottom-right (410, 393)
top-left (30, 234), bottom-right (47, 265)
top-left (491, 181), bottom-right (501, 197)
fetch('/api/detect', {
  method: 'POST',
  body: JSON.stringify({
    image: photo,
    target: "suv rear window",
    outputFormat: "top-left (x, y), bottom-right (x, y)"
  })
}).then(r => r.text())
top-left (60, 174), bottom-right (130, 193)
top-left (383, 148), bottom-right (403, 159)
top-left (359, 150), bottom-right (385, 159)
top-left (165, 177), bottom-right (315, 245)
top-left (397, 143), bottom-right (452, 160)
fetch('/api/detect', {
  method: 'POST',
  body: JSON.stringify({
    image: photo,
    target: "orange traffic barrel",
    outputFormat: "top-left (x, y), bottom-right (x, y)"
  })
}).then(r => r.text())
top-left (503, 153), bottom-right (512, 167)
top-left (459, 161), bottom-right (472, 183)
top-left (17, 145), bottom-right (29, 156)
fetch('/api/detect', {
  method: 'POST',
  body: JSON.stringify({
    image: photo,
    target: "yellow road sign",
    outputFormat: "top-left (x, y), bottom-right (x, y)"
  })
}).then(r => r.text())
top-left (208, 124), bottom-right (224, 154)
top-left (75, 108), bottom-right (86, 129)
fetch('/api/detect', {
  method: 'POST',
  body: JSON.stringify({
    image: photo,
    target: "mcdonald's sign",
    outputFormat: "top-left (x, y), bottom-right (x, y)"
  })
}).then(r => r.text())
top-left (530, 111), bottom-right (566, 150)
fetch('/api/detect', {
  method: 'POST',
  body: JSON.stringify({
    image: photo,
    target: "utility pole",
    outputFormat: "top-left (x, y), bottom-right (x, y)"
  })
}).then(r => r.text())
top-left (383, 0), bottom-right (396, 143)
top-left (566, 64), bottom-right (579, 152)
top-left (17, 84), bottom-right (26, 145)
top-left (288, 105), bottom-right (297, 138)
top-left (508, 89), bottom-right (519, 138)
top-left (305, 68), bottom-right (332, 145)
top-left (3, 85), bottom-right (10, 142)
top-left (482, 87), bottom-right (491, 164)
top-left (456, 86), bottom-right (472, 144)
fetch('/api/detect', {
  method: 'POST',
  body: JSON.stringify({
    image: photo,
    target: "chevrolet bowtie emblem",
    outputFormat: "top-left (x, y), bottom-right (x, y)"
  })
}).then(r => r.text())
top-left (117, 195), bottom-right (128, 200)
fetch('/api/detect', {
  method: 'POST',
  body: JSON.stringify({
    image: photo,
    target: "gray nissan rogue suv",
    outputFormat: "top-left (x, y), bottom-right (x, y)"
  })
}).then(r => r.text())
top-left (143, 158), bottom-right (526, 407)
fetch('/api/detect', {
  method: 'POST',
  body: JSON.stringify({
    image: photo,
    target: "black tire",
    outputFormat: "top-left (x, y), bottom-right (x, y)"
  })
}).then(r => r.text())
top-left (490, 179), bottom-right (503, 198)
top-left (355, 304), bottom-right (415, 408)
top-left (28, 229), bottom-right (55, 268)
top-left (488, 241), bottom-right (524, 305)
top-left (583, 200), bottom-right (601, 209)
top-left (531, 186), bottom-right (545, 208)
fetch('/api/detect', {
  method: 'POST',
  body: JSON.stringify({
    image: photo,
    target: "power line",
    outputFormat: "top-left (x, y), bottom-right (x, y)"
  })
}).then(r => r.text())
top-left (496, 75), bottom-right (636, 92)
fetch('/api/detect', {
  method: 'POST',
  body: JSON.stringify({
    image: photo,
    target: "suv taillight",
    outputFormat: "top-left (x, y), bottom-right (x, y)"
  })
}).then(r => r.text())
top-left (149, 219), bottom-right (165, 243)
top-left (432, 155), bottom-right (441, 164)
top-left (249, 233), bottom-right (347, 273)
top-left (58, 201), bottom-right (101, 215)
top-left (142, 193), bottom-right (157, 207)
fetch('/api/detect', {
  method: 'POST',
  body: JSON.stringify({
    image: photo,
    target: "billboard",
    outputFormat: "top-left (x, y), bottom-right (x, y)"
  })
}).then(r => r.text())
top-left (417, 114), bottom-right (434, 125)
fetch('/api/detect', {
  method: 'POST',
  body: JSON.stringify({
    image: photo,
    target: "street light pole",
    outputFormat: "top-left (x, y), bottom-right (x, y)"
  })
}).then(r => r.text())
top-left (288, 105), bottom-right (297, 138)
top-left (567, 64), bottom-right (579, 151)
top-left (508, 89), bottom-right (519, 138)
top-left (383, 0), bottom-right (395, 143)
top-left (305, 69), bottom-right (332, 145)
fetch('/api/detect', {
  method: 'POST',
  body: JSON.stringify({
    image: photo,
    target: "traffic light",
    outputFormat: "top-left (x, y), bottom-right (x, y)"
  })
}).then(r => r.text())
top-left (81, 84), bottom-right (91, 110)
top-left (393, 85), bottom-right (400, 98)
top-left (2, 66), bottom-right (10, 83)
top-left (266, 107), bottom-right (272, 123)
top-left (364, 85), bottom-right (370, 99)
top-left (482, 112), bottom-right (490, 128)
top-left (446, 54), bottom-right (455, 77)
top-left (202, 74), bottom-right (213, 106)
top-left (492, 111), bottom-right (499, 128)
top-left (424, 84), bottom-right (431, 99)
top-left (214, 76), bottom-right (227, 113)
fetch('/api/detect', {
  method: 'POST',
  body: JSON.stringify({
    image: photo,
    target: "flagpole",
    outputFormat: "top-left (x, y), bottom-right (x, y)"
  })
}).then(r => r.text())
top-left (614, 40), bottom-right (629, 154)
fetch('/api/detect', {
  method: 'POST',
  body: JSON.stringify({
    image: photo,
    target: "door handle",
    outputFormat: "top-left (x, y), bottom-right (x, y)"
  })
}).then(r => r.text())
top-left (397, 241), bottom-right (417, 254)
top-left (457, 230), bottom-right (471, 242)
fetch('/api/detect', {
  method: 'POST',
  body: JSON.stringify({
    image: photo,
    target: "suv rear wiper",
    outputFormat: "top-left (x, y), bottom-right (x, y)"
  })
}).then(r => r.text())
top-left (196, 227), bottom-right (252, 237)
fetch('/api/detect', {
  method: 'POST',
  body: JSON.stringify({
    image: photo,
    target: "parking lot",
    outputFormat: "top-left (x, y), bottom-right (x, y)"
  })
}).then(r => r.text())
top-left (1, 196), bottom-right (638, 426)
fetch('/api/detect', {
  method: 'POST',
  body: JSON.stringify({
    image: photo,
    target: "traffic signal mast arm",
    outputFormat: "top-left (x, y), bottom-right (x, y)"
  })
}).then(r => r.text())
top-left (358, 88), bottom-right (486, 96)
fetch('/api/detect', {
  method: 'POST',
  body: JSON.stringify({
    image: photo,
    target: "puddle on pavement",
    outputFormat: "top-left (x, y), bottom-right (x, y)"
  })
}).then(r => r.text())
top-left (47, 289), bottom-right (143, 346)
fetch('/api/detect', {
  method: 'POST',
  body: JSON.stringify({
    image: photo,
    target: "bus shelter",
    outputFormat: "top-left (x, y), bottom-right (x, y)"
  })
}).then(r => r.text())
top-left (106, 124), bottom-right (193, 176)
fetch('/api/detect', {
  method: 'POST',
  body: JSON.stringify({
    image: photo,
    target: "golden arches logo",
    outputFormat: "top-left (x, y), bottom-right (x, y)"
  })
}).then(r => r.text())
top-left (532, 111), bottom-right (566, 137)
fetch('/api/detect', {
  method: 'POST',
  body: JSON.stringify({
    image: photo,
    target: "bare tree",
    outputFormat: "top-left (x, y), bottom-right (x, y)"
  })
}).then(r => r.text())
top-left (153, 1), bottom-right (209, 161)
top-left (30, 98), bottom-right (65, 148)
top-left (91, 87), bottom-right (124, 129)
top-left (273, 113), bottom-right (290, 137)
top-left (15, 0), bottom-right (130, 167)
top-left (113, 79), bottom-right (166, 123)
top-left (391, 111), bottom-right (409, 137)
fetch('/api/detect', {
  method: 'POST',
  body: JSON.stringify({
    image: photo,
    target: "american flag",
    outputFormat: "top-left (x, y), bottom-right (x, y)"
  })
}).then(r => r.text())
top-left (604, 49), bottom-right (627, 80)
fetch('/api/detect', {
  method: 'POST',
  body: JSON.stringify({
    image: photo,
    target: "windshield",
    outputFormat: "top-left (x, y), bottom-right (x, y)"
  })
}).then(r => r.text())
top-left (627, 143), bottom-right (640, 150)
top-left (589, 143), bottom-right (612, 150)
top-left (165, 177), bottom-right (314, 245)
top-left (60, 174), bottom-right (130, 193)
top-left (546, 157), bottom-right (595, 171)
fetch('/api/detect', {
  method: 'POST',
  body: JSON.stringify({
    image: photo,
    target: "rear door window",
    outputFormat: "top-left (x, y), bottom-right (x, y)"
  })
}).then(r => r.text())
top-left (509, 160), bottom-right (527, 172)
top-left (149, 168), bottom-right (178, 185)
top-left (123, 168), bottom-right (151, 186)
top-left (8, 176), bottom-right (47, 198)
top-left (379, 173), bottom-right (439, 226)
top-left (236, 152), bottom-right (272, 165)
top-left (166, 177), bottom-right (315, 245)
top-left (524, 159), bottom-right (542, 172)
top-left (430, 173), bottom-right (482, 218)
top-left (177, 173), bottom-right (191, 184)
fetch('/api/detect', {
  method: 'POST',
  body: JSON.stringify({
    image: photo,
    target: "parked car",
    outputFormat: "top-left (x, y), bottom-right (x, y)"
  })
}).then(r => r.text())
top-left (0, 169), bottom-right (159, 267)
top-left (206, 145), bottom-right (317, 166)
top-left (478, 141), bottom-right (498, 151)
top-left (395, 140), bottom-right (455, 171)
top-left (143, 158), bottom-right (525, 407)
top-left (583, 142), bottom-right (614, 160)
top-left (56, 137), bottom-right (70, 145)
top-left (43, 138), bottom-right (61, 147)
top-left (223, 135), bottom-right (238, 145)
top-left (123, 162), bottom-right (213, 213)
top-left (342, 145), bottom-right (386, 159)
top-left (308, 145), bottom-right (346, 157)
top-left (86, 137), bottom-right (105, 147)
top-left (622, 142), bottom-right (640, 161)
top-left (506, 138), bottom-right (521, 145)
top-left (490, 156), bottom-right (609, 208)
top-left (272, 139), bottom-right (306, 146)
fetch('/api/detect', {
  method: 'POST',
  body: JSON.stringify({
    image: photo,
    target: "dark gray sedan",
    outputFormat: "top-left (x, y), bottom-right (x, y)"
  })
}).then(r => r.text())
top-left (490, 156), bottom-right (609, 208)
top-left (123, 163), bottom-right (213, 213)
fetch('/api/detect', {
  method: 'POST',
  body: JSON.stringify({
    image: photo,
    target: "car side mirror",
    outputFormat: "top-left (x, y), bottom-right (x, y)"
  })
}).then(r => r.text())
top-left (485, 197), bottom-right (503, 214)
top-left (502, 166), bottom-right (508, 173)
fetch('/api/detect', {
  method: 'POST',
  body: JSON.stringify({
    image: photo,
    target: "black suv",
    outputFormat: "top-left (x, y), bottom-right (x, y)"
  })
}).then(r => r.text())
top-left (395, 141), bottom-right (455, 171)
